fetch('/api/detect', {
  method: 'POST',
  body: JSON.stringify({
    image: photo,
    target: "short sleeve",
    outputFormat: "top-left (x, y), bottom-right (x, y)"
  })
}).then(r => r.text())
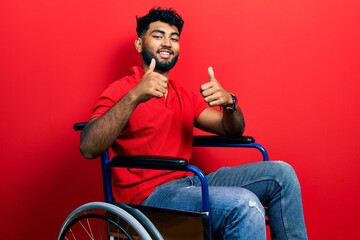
top-left (193, 90), bottom-right (209, 120)
top-left (91, 82), bottom-right (126, 119)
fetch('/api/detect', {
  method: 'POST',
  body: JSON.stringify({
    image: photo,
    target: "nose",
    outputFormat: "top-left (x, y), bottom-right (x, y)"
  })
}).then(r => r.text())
top-left (161, 37), bottom-right (171, 47)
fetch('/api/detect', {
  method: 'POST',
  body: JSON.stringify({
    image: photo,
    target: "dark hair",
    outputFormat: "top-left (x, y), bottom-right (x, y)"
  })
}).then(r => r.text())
top-left (136, 7), bottom-right (184, 37)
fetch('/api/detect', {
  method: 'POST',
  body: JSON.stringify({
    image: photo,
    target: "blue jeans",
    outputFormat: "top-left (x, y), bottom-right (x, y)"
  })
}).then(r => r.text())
top-left (142, 161), bottom-right (308, 239)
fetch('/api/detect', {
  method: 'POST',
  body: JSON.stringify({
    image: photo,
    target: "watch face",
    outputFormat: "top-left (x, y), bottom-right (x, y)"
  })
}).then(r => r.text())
top-left (231, 94), bottom-right (237, 106)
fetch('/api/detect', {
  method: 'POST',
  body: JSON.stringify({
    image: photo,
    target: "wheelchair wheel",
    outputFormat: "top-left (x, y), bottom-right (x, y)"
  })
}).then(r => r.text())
top-left (58, 202), bottom-right (163, 240)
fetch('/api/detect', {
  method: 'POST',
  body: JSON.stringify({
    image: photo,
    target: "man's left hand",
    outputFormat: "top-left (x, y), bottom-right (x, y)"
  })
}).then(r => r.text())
top-left (200, 67), bottom-right (232, 107)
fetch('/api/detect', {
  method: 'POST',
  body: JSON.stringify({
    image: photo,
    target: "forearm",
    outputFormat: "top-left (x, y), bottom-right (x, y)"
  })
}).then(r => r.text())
top-left (222, 107), bottom-right (245, 137)
top-left (80, 91), bottom-right (139, 159)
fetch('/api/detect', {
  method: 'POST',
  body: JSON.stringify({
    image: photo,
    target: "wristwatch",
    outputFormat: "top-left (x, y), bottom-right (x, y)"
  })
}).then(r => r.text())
top-left (224, 93), bottom-right (237, 112)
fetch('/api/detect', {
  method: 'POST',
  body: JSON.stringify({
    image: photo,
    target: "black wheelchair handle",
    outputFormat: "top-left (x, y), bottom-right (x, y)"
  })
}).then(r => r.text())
top-left (73, 122), bottom-right (87, 131)
top-left (112, 155), bottom-right (189, 171)
top-left (193, 135), bottom-right (255, 146)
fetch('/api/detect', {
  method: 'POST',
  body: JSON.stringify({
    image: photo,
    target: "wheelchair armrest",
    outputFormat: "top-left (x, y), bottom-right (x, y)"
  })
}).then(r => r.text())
top-left (193, 135), bottom-right (269, 161)
top-left (111, 155), bottom-right (189, 171)
top-left (193, 135), bottom-right (255, 146)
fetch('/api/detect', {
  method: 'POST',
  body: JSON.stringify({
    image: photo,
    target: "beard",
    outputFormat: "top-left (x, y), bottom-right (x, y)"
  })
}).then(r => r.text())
top-left (141, 46), bottom-right (179, 73)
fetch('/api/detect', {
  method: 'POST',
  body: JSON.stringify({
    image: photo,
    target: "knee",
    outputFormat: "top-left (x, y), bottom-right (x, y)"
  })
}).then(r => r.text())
top-left (209, 188), bottom-right (267, 238)
top-left (222, 191), bottom-right (266, 238)
top-left (240, 190), bottom-right (266, 217)
top-left (272, 161), bottom-right (301, 191)
top-left (226, 189), bottom-right (266, 219)
top-left (211, 187), bottom-right (265, 216)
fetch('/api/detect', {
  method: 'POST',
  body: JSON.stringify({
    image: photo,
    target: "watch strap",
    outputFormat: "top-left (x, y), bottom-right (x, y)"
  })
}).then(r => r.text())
top-left (224, 93), bottom-right (237, 112)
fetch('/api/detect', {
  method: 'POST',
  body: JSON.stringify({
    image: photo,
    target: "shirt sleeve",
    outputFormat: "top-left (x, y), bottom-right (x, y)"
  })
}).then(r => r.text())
top-left (193, 90), bottom-right (209, 120)
top-left (91, 67), bottom-right (143, 120)
top-left (91, 81), bottom-right (126, 119)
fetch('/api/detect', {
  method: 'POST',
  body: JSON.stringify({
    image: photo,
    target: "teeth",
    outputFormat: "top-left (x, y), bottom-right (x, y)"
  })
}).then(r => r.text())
top-left (159, 52), bottom-right (170, 57)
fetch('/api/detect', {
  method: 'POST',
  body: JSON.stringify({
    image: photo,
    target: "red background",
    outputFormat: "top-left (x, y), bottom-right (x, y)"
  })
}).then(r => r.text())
top-left (1, 0), bottom-right (359, 239)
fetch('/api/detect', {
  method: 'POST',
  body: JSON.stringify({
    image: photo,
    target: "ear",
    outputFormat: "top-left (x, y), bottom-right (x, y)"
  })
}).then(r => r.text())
top-left (134, 38), bottom-right (142, 53)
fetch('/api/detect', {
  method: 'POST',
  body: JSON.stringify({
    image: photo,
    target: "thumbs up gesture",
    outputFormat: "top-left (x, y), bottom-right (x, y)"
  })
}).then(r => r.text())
top-left (200, 67), bottom-right (233, 107)
top-left (131, 58), bottom-right (169, 103)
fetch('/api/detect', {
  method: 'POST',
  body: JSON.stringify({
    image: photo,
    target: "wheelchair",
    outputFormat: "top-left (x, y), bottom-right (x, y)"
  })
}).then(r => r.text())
top-left (58, 122), bottom-right (269, 240)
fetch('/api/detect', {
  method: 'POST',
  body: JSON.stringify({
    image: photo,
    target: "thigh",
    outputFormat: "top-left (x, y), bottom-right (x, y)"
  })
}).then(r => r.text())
top-left (142, 177), bottom-right (264, 213)
top-left (205, 161), bottom-right (296, 203)
top-left (141, 177), bottom-right (203, 211)
top-left (142, 180), bottom-right (266, 239)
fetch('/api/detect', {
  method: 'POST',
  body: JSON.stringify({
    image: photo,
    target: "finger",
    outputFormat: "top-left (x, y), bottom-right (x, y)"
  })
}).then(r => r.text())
top-left (156, 80), bottom-right (168, 90)
top-left (208, 66), bottom-right (216, 82)
top-left (152, 90), bottom-right (164, 98)
top-left (155, 85), bottom-right (167, 94)
top-left (147, 58), bottom-right (156, 72)
top-left (204, 91), bottom-right (220, 102)
top-left (201, 87), bottom-right (215, 98)
top-left (208, 99), bottom-right (222, 106)
top-left (200, 82), bottom-right (212, 91)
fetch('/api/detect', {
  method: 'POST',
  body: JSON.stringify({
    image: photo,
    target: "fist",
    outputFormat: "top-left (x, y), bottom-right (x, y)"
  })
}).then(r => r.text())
top-left (133, 58), bottom-right (169, 102)
top-left (200, 67), bottom-right (232, 107)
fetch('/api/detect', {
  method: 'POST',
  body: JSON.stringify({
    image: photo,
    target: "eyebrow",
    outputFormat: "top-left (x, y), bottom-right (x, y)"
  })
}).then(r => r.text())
top-left (151, 29), bottom-right (180, 37)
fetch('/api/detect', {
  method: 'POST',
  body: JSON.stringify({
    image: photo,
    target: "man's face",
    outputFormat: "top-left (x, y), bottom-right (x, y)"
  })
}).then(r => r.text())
top-left (138, 21), bottom-right (180, 72)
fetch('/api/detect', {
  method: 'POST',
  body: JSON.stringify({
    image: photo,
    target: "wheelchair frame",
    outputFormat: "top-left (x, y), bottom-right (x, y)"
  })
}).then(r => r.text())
top-left (58, 122), bottom-right (269, 240)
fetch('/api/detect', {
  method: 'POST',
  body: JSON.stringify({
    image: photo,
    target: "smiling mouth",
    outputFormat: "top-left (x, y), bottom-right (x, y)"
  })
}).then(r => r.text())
top-left (157, 49), bottom-right (173, 59)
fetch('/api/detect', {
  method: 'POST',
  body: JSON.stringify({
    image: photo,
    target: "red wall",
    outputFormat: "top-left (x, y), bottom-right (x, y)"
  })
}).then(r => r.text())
top-left (1, 0), bottom-right (359, 239)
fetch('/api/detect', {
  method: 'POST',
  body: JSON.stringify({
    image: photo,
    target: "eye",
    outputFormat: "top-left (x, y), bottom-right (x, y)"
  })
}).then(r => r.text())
top-left (153, 35), bottom-right (162, 39)
top-left (170, 37), bottom-right (179, 42)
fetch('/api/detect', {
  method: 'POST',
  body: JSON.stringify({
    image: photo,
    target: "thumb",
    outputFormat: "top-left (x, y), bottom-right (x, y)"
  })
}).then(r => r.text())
top-left (208, 66), bottom-right (216, 82)
top-left (147, 58), bottom-right (156, 72)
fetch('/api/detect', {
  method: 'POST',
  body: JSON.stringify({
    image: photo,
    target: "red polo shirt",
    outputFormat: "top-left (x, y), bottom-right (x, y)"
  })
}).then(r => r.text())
top-left (92, 66), bottom-right (208, 204)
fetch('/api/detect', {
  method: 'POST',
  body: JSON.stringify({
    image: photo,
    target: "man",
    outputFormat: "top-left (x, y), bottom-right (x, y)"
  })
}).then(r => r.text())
top-left (80, 7), bottom-right (307, 239)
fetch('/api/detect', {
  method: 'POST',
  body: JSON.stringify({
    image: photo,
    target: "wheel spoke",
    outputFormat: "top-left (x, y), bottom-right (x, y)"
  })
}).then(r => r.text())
top-left (58, 202), bottom-right (159, 240)
top-left (79, 220), bottom-right (95, 239)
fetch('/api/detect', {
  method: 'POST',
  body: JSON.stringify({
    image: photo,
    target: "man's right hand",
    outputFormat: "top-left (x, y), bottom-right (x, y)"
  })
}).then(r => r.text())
top-left (131, 58), bottom-right (169, 103)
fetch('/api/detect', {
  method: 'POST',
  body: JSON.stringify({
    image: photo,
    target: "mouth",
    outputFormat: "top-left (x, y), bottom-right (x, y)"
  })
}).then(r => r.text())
top-left (157, 49), bottom-right (173, 59)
